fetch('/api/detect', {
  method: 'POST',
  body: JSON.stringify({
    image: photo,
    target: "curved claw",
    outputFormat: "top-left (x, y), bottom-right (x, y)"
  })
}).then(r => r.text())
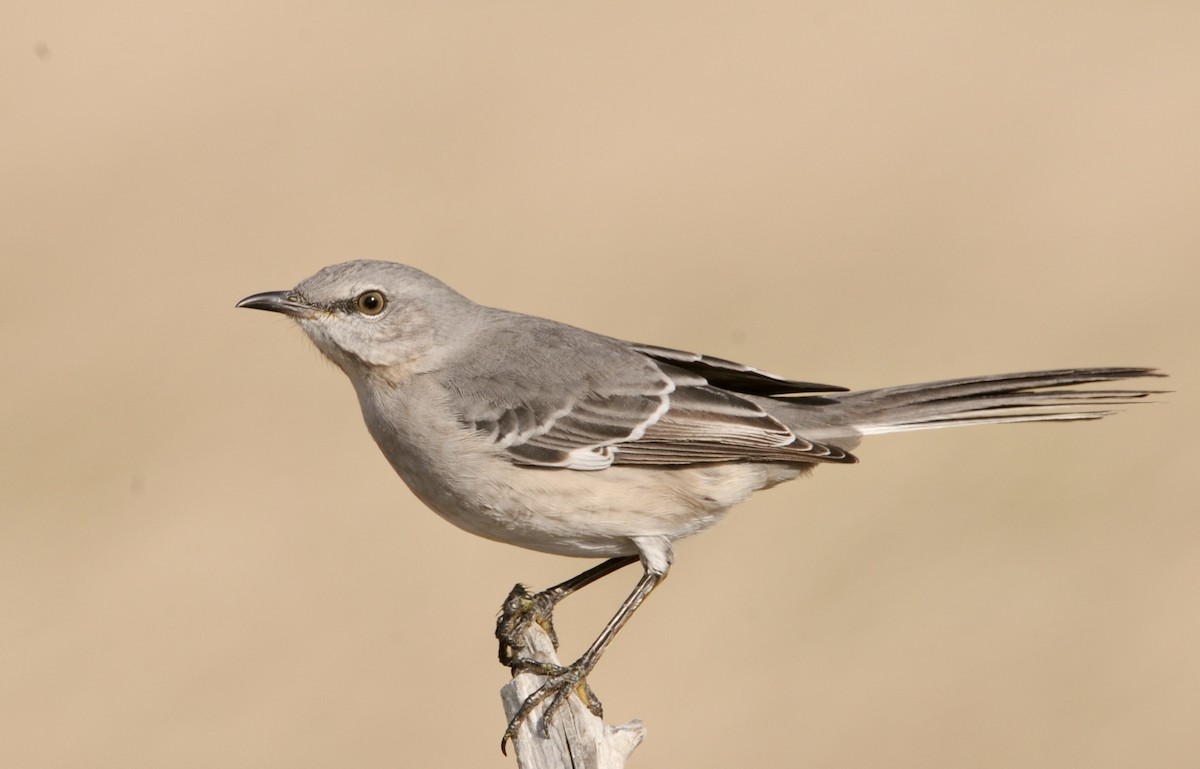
top-left (577, 678), bottom-right (603, 718)
top-left (499, 679), bottom-right (557, 755)
top-left (500, 662), bottom-right (602, 752)
top-left (539, 686), bottom-right (573, 736)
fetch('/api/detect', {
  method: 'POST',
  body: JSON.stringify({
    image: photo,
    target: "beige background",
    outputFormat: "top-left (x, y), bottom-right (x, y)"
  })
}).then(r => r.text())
top-left (3, 3), bottom-right (1197, 768)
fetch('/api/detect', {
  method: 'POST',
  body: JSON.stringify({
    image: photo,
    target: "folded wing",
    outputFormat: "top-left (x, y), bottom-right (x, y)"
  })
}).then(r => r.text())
top-left (458, 331), bottom-right (854, 470)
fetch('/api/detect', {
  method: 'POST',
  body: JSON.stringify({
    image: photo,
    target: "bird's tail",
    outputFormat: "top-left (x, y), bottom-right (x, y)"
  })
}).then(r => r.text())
top-left (829, 367), bottom-right (1165, 436)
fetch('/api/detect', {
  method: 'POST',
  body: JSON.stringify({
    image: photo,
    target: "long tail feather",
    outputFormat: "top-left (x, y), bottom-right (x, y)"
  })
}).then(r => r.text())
top-left (834, 367), bottom-right (1165, 435)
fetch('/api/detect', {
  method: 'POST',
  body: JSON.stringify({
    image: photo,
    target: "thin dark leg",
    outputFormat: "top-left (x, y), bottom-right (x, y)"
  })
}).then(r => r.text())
top-left (544, 555), bottom-right (640, 601)
top-left (500, 565), bottom-right (664, 754)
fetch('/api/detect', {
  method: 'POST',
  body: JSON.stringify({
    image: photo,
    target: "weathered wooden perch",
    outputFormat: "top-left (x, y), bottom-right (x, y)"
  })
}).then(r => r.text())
top-left (500, 619), bottom-right (645, 769)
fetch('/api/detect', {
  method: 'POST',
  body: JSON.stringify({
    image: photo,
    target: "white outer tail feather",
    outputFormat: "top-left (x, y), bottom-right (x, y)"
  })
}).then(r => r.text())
top-left (830, 367), bottom-right (1163, 440)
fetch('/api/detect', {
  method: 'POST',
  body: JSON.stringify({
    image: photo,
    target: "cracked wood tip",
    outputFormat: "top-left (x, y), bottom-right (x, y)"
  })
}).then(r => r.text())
top-left (499, 618), bottom-right (645, 768)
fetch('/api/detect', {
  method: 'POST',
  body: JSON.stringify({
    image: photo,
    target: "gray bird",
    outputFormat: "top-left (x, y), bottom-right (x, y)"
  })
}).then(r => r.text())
top-left (237, 260), bottom-right (1161, 749)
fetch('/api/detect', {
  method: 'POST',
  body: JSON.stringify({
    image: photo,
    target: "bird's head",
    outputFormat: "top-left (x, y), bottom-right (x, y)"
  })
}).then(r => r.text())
top-left (237, 260), bottom-right (477, 382)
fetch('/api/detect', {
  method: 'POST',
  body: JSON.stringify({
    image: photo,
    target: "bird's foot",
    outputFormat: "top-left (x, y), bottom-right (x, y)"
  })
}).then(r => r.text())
top-left (500, 657), bottom-right (604, 754)
top-left (496, 583), bottom-right (560, 667)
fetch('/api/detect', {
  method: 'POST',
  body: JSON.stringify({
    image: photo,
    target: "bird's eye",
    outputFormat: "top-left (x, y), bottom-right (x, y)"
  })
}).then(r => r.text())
top-left (355, 290), bottom-right (386, 316)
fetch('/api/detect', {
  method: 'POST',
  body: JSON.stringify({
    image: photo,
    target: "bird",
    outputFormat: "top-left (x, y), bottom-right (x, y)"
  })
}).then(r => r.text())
top-left (236, 259), bottom-right (1162, 750)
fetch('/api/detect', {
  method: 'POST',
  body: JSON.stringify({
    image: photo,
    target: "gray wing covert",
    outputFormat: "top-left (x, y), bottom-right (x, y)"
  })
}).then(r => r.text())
top-left (451, 319), bottom-right (675, 470)
top-left (451, 316), bottom-right (854, 469)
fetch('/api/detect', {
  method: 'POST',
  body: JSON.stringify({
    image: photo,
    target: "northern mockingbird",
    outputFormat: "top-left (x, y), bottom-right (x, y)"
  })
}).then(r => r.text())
top-left (237, 260), bottom-right (1161, 749)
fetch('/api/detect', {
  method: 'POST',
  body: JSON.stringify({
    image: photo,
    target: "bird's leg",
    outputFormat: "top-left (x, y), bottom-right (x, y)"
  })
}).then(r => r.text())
top-left (500, 564), bottom-right (664, 754)
top-left (496, 555), bottom-right (639, 669)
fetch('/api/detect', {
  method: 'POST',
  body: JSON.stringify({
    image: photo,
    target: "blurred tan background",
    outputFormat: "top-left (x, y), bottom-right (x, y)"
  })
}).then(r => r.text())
top-left (2, 2), bottom-right (1197, 767)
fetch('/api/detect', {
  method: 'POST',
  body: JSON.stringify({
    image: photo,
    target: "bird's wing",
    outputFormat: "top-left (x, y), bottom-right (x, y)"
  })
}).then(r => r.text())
top-left (628, 342), bottom-right (848, 396)
top-left (448, 318), bottom-right (853, 470)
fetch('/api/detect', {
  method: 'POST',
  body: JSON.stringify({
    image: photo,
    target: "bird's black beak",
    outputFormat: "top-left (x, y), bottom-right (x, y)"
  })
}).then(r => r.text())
top-left (235, 291), bottom-right (318, 318)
